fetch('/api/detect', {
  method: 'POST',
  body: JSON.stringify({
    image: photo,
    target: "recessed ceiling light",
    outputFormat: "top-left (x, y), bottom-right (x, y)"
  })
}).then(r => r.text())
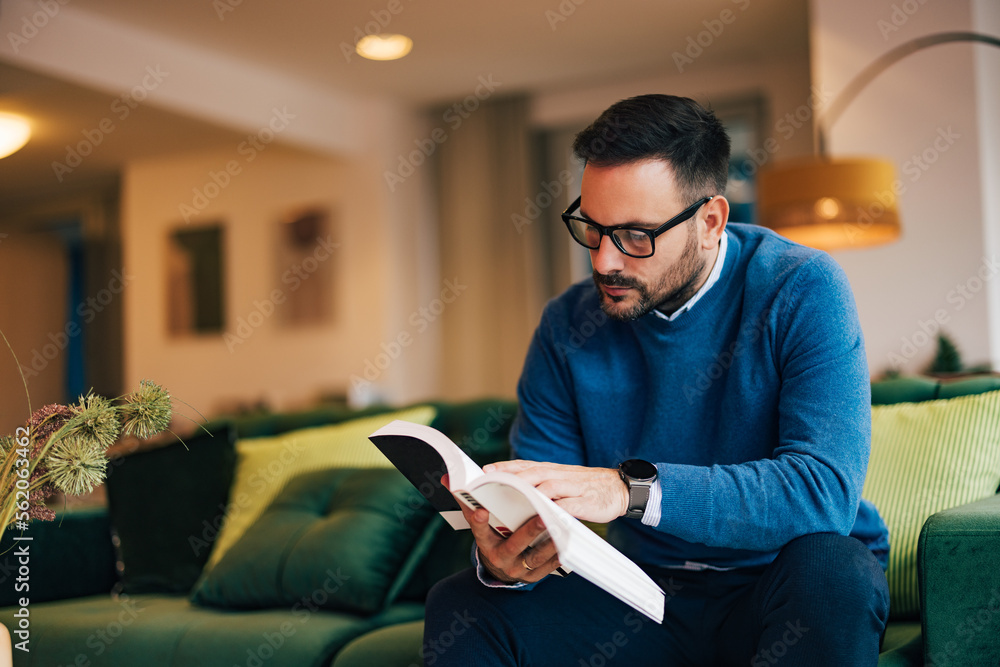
top-left (0, 113), bottom-right (31, 159)
top-left (356, 34), bottom-right (413, 61)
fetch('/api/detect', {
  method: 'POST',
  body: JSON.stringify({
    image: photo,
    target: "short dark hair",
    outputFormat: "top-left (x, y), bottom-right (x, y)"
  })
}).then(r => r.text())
top-left (572, 94), bottom-right (730, 203)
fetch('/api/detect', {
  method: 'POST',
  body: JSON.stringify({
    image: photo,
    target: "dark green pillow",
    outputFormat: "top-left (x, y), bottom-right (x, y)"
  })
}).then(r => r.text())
top-left (104, 424), bottom-right (237, 593)
top-left (0, 508), bottom-right (117, 605)
top-left (190, 467), bottom-right (436, 614)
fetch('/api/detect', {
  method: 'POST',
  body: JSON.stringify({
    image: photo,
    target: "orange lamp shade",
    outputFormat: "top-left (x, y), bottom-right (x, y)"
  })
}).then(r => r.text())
top-left (757, 157), bottom-right (901, 251)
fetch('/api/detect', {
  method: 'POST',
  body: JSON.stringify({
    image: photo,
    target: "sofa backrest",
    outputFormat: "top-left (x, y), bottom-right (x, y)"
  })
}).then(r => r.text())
top-left (871, 375), bottom-right (1000, 404)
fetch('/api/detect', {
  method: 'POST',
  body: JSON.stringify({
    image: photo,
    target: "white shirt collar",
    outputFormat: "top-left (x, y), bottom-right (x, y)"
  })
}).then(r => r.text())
top-left (652, 230), bottom-right (728, 322)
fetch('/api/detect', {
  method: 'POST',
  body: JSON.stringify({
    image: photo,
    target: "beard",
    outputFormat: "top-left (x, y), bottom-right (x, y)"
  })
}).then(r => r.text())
top-left (592, 224), bottom-right (708, 321)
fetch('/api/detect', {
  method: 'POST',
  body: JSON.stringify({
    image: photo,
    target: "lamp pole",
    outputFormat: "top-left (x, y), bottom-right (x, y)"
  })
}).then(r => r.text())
top-left (816, 32), bottom-right (1000, 157)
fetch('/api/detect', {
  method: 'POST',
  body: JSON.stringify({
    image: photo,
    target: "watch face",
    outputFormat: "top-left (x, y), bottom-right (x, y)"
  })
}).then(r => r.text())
top-left (621, 459), bottom-right (657, 481)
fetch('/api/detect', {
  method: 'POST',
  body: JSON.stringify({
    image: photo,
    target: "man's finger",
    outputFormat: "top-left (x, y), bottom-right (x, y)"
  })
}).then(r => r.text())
top-left (485, 459), bottom-right (560, 474)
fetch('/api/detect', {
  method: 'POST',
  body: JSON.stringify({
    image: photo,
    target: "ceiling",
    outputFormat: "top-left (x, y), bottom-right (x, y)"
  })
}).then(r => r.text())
top-left (0, 0), bottom-right (808, 204)
top-left (66, 0), bottom-right (808, 105)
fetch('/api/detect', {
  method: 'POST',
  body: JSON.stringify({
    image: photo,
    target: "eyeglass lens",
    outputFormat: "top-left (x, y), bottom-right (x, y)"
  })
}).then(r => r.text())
top-left (567, 219), bottom-right (652, 257)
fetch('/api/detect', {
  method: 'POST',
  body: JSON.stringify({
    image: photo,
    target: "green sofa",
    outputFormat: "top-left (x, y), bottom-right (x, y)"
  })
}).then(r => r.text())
top-left (2, 381), bottom-right (1000, 666)
top-left (0, 400), bottom-right (514, 667)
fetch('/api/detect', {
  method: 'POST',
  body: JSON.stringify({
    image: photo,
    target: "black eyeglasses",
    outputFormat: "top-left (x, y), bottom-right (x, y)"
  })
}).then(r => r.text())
top-left (561, 196), bottom-right (712, 258)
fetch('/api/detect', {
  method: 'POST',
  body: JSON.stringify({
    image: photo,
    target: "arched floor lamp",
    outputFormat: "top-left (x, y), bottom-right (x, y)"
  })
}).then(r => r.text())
top-left (758, 32), bottom-right (1000, 251)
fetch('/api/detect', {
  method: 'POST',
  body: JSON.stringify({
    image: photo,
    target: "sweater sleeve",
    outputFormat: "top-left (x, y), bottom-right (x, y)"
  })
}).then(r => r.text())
top-left (510, 306), bottom-right (588, 466)
top-left (654, 254), bottom-right (872, 551)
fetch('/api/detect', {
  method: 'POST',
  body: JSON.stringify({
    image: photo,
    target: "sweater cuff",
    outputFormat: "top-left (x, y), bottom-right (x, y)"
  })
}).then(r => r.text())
top-left (654, 463), bottom-right (714, 538)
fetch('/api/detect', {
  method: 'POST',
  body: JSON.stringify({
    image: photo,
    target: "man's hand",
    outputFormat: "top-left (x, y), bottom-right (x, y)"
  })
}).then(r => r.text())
top-left (484, 460), bottom-right (629, 524)
top-left (443, 474), bottom-right (561, 584)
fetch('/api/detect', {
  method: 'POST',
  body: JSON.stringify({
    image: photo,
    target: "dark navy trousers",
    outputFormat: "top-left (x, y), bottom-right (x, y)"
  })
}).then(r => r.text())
top-left (423, 533), bottom-right (890, 666)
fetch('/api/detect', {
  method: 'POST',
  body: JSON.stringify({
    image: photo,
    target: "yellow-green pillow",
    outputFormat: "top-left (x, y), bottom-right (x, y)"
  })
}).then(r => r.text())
top-left (862, 389), bottom-right (1000, 618)
top-left (203, 405), bottom-right (436, 571)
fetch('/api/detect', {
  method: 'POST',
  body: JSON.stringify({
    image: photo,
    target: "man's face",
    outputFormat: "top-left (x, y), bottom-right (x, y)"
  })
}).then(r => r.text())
top-left (580, 160), bottom-right (720, 321)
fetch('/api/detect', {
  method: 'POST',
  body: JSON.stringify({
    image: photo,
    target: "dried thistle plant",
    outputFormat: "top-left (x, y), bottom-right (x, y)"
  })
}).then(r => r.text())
top-left (70, 392), bottom-right (121, 450)
top-left (44, 434), bottom-right (108, 496)
top-left (118, 380), bottom-right (172, 439)
top-left (1, 380), bottom-right (176, 535)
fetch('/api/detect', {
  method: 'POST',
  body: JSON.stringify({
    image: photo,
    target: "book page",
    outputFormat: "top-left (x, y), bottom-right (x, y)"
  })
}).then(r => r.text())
top-left (369, 420), bottom-right (485, 528)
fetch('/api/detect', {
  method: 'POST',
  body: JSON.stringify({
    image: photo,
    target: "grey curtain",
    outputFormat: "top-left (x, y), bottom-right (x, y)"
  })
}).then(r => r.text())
top-left (434, 95), bottom-right (546, 400)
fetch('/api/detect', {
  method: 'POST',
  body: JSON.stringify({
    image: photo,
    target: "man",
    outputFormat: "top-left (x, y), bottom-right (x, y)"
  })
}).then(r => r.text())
top-left (426, 94), bottom-right (890, 666)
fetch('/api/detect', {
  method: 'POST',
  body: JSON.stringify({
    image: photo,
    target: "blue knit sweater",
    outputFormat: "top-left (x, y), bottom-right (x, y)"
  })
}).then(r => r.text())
top-left (510, 223), bottom-right (889, 570)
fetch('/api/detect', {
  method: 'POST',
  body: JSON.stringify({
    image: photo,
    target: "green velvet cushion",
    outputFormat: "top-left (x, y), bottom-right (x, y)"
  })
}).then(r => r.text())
top-left (0, 593), bottom-right (427, 667)
top-left (203, 406), bottom-right (436, 572)
top-left (919, 494), bottom-right (1000, 664)
top-left (871, 375), bottom-right (1000, 405)
top-left (191, 467), bottom-right (436, 614)
top-left (105, 423), bottom-right (238, 594)
top-left (861, 389), bottom-right (1000, 618)
top-left (871, 376), bottom-right (942, 405)
top-left (0, 508), bottom-right (117, 606)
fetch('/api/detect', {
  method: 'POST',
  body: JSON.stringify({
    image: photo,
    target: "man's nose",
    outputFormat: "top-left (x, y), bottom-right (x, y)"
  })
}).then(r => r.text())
top-left (590, 235), bottom-right (625, 274)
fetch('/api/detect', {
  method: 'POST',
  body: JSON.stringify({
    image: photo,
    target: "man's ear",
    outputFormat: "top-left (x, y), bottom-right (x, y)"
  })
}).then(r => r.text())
top-left (700, 196), bottom-right (729, 249)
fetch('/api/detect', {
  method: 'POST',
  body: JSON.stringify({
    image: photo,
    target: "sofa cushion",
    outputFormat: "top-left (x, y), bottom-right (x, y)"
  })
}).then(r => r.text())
top-left (0, 593), bottom-right (425, 667)
top-left (861, 389), bottom-right (1000, 618)
top-left (203, 406), bottom-right (436, 571)
top-left (191, 467), bottom-right (435, 614)
top-left (105, 423), bottom-right (238, 594)
top-left (0, 508), bottom-right (117, 605)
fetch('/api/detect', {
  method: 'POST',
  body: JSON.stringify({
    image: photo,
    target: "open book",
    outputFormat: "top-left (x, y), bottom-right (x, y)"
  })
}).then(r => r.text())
top-left (368, 420), bottom-right (665, 623)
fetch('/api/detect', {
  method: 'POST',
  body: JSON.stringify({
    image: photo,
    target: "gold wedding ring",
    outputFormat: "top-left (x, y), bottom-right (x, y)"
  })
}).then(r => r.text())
top-left (522, 557), bottom-right (535, 572)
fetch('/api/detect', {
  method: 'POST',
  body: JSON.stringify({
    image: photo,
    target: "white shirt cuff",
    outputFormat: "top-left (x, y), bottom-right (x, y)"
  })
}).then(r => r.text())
top-left (474, 547), bottom-right (532, 589)
top-left (640, 478), bottom-right (662, 527)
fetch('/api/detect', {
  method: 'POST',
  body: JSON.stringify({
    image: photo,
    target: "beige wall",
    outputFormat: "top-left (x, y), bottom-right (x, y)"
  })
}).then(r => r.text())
top-left (121, 145), bottom-right (392, 415)
top-left (812, 0), bottom-right (1000, 375)
top-left (0, 233), bottom-right (67, 434)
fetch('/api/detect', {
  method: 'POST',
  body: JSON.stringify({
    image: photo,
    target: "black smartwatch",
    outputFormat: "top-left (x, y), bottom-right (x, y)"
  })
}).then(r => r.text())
top-left (618, 459), bottom-right (658, 519)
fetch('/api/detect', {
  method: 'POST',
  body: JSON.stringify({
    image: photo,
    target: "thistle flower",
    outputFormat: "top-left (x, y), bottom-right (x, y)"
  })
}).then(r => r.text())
top-left (119, 380), bottom-right (172, 439)
top-left (44, 434), bottom-right (107, 496)
top-left (26, 489), bottom-right (56, 522)
top-left (70, 392), bottom-right (121, 450)
top-left (28, 404), bottom-right (73, 457)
